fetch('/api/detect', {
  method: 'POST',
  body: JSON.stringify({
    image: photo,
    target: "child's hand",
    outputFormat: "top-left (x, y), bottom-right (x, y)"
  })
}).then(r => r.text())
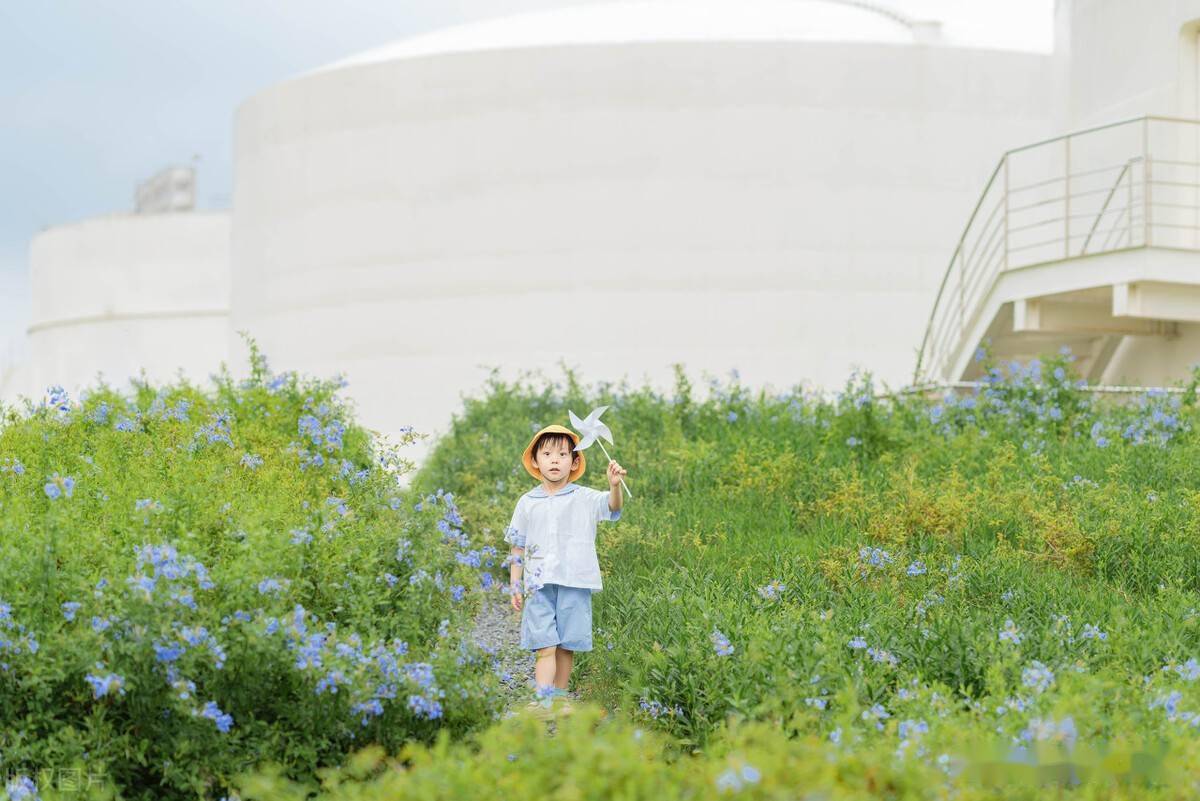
top-left (607, 459), bottom-right (627, 489)
top-left (511, 589), bottom-right (523, 612)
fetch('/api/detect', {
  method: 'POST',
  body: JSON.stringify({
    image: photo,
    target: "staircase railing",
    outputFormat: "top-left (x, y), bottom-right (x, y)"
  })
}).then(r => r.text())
top-left (913, 115), bottom-right (1200, 384)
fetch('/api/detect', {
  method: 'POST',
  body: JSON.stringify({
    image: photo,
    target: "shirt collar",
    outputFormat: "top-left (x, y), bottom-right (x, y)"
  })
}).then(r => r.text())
top-left (528, 482), bottom-right (578, 498)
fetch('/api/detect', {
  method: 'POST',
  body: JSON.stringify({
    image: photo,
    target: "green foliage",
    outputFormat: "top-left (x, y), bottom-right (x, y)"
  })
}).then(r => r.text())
top-left (0, 350), bottom-right (505, 801)
top-left (232, 700), bottom-right (1195, 801)
top-left (396, 352), bottom-right (1200, 797)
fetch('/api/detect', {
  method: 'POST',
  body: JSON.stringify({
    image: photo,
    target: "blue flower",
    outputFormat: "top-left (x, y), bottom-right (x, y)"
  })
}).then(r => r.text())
top-left (126, 575), bottom-right (156, 597)
top-left (867, 646), bottom-right (898, 666)
top-left (61, 601), bottom-right (81, 622)
top-left (998, 618), bottom-right (1023, 645)
top-left (711, 627), bottom-right (734, 657)
top-left (404, 662), bottom-right (436, 689)
top-left (315, 670), bottom-right (345, 695)
top-left (756, 579), bottom-right (786, 600)
top-left (85, 665), bottom-right (126, 699)
top-left (858, 546), bottom-right (892, 571)
top-left (408, 693), bottom-right (444, 719)
top-left (199, 700), bottom-right (233, 732)
top-left (43, 473), bottom-right (75, 500)
top-left (715, 763), bottom-right (760, 793)
top-left (905, 561), bottom-right (926, 577)
top-left (5, 776), bottom-right (39, 801)
top-left (1021, 660), bottom-right (1055, 693)
top-left (154, 642), bottom-right (185, 663)
top-left (257, 578), bottom-right (288, 595)
top-left (727, 411), bottom-right (738, 423)
top-left (353, 698), bottom-right (385, 726)
top-left (45, 385), bottom-right (70, 414)
top-left (861, 703), bottom-right (890, 730)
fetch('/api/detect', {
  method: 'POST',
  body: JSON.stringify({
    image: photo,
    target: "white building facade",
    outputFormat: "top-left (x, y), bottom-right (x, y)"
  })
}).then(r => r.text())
top-left (6, 0), bottom-right (1200, 464)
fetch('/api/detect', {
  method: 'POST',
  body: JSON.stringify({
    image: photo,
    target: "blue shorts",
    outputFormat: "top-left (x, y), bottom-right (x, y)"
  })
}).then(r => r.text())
top-left (521, 583), bottom-right (594, 652)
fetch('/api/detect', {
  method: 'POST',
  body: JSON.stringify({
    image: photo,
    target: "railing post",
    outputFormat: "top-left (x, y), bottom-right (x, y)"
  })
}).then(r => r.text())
top-left (1064, 135), bottom-right (1071, 258)
top-left (1003, 156), bottom-right (1010, 270)
top-left (1127, 154), bottom-right (1134, 247)
top-left (1144, 116), bottom-right (1152, 247)
top-left (957, 248), bottom-right (965, 336)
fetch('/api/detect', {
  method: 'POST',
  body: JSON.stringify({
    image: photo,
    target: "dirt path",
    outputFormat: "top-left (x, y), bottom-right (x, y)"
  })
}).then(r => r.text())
top-left (471, 592), bottom-right (585, 711)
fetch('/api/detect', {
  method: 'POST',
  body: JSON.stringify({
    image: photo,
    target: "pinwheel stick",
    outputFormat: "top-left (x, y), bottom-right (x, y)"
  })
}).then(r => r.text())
top-left (595, 439), bottom-right (633, 499)
top-left (569, 405), bottom-right (633, 498)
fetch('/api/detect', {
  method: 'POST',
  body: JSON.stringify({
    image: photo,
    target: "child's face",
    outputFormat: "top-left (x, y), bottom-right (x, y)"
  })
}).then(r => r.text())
top-left (534, 437), bottom-right (579, 483)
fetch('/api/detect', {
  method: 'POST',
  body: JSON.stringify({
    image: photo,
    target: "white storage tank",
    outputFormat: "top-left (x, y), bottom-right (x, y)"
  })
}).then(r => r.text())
top-left (27, 211), bottom-right (230, 400)
top-left (225, 0), bottom-right (1059, 453)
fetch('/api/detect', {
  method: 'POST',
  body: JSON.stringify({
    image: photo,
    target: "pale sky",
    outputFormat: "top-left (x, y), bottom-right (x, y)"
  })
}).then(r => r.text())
top-left (0, 0), bottom-right (1054, 370)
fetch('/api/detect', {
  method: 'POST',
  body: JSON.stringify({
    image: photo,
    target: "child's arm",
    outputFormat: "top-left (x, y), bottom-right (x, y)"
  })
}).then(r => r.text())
top-left (508, 545), bottom-right (524, 589)
top-left (504, 499), bottom-right (527, 601)
top-left (607, 459), bottom-right (627, 515)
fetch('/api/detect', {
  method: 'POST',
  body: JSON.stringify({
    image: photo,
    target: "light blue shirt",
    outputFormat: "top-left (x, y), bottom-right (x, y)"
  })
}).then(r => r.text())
top-left (505, 481), bottom-right (621, 591)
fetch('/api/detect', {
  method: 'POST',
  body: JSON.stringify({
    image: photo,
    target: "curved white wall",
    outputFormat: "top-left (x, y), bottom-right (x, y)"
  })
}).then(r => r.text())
top-left (1065, 0), bottom-right (1200, 125)
top-left (1059, 0), bottom-right (1200, 385)
top-left (231, 37), bottom-right (1058, 453)
top-left (0, 358), bottom-right (30, 408)
top-left (28, 212), bottom-right (230, 398)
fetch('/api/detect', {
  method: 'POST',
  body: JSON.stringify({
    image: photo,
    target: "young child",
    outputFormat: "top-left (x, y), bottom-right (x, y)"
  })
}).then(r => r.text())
top-left (504, 423), bottom-right (627, 711)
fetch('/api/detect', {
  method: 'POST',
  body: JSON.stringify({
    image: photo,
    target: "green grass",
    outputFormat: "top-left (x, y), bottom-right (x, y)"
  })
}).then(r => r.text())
top-left (10, 346), bottom-right (1200, 800)
top-left (363, 354), bottom-right (1200, 798)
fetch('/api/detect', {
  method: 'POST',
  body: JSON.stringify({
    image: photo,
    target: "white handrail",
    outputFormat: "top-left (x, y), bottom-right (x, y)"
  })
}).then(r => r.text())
top-left (914, 116), bottom-right (1200, 385)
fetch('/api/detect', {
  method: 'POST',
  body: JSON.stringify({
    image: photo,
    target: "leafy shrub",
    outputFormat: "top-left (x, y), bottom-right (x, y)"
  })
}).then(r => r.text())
top-left (415, 352), bottom-right (1200, 771)
top-left (0, 346), bottom-right (507, 801)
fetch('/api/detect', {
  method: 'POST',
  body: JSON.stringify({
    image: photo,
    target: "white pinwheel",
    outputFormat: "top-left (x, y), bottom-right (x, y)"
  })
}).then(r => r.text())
top-left (567, 405), bottom-right (632, 498)
top-left (568, 406), bottom-right (614, 451)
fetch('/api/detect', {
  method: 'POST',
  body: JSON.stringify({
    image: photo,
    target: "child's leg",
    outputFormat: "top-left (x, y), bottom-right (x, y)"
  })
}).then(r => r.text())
top-left (554, 647), bottom-right (573, 690)
top-left (534, 645), bottom-right (558, 689)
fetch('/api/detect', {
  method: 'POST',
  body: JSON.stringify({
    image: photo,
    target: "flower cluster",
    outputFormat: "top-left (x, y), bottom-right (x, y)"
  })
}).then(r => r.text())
top-left (1120, 389), bottom-right (1187, 446)
top-left (756, 579), bottom-right (786, 601)
top-left (714, 763), bottom-right (761, 794)
top-left (1021, 660), bottom-right (1055, 694)
top-left (711, 627), bottom-right (734, 657)
top-left (85, 662), bottom-right (126, 699)
top-left (857, 546), bottom-right (892, 575)
top-left (1019, 715), bottom-right (1078, 751)
top-left (639, 697), bottom-right (685, 720)
top-left (197, 699), bottom-right (234, 732)
top-left (0, 601), bottom-right (40, 670)
top-left (998, 618), bottom-right (1023, 645)
top-left (861, 702), bottom-right (890, 731)
top-left (192, 411), bottom-right (235, 450)
top-left (5, 776), bottom-right (39, 801)
top-left (297, 400), bottom-right (346, 453)
top-left (43, 473), bottom-right (75, 500)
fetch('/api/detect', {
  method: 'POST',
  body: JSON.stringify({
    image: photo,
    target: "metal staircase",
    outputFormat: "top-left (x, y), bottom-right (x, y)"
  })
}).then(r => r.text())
top-left (915, 115), bottom-right (1200, 385)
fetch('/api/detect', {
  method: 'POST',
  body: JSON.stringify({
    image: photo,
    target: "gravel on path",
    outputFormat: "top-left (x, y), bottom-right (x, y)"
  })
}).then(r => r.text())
top-left (471, 591), bottom-right (585, 713)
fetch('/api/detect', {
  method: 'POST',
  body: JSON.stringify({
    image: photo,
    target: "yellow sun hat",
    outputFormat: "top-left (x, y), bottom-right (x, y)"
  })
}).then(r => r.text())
top-left (522, 424), bottom-right (586, 483)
